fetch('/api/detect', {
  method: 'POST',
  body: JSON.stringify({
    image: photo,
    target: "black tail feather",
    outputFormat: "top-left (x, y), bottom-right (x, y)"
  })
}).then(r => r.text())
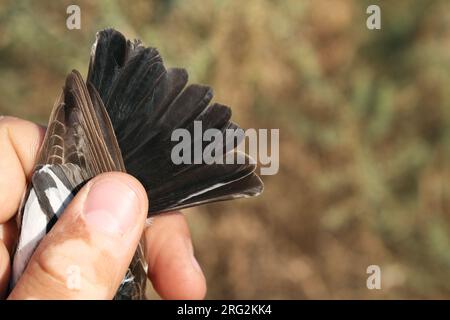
top-left (87, 28), bottom-right (263, 215)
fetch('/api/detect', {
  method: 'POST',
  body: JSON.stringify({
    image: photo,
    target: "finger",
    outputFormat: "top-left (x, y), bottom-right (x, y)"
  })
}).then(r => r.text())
top-left (0, 240), bottom-right (10, 298)
top-left (0, 219), bottom-right (15, 299)
top-left (145, 213), bottom-right (206, 300)
top-left (8, 172), bottom-right (148, 299)
top-left (0, 218), bottom-right (18, 255)
top-left (0, 116), bottom-right (45, 223)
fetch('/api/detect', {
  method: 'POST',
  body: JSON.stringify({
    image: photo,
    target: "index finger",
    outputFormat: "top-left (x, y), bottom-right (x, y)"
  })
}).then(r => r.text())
top-left (0, 116), bottom-right (45, 223)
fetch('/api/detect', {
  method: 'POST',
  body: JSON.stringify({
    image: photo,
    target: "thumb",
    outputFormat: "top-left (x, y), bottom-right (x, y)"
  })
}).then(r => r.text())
top-left (9, 172), bottom-right (148, 299)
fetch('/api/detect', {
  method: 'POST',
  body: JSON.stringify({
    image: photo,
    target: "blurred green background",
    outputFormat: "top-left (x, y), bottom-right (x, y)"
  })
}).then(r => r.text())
top-left (1, 0), bottom-right (450, 299)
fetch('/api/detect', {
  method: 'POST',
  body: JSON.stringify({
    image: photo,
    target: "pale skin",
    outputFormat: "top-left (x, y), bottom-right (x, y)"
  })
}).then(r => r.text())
top-left (0, 116), bottom-right (206, 299)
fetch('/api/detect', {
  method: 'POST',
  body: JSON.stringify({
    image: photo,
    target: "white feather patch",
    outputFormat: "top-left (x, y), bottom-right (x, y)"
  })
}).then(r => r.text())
top-left (11, 165), bottom-right (73, 287)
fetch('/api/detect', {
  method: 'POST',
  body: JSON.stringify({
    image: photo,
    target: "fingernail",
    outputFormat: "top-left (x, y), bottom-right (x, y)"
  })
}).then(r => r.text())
top-left (83, 179), bottom-right (141, 235)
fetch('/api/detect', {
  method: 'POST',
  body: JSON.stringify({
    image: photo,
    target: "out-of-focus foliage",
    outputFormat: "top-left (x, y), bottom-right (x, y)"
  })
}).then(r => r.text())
top-left (1, 0), bottom-right (450, 298)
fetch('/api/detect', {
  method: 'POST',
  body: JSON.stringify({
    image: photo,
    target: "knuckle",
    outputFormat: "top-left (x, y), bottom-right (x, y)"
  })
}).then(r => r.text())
top-left (31, 238), bottom-right (113, 295)
top-left (33, 248), bottom-right (71, 288)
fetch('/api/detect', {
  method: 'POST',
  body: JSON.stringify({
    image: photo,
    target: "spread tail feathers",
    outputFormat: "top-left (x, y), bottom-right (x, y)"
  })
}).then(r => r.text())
top-left (87, 28), bottom-right (263, 215)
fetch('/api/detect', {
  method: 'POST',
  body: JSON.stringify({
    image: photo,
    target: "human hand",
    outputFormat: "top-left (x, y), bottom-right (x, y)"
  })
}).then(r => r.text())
top-left (0, 116), bottom-right (206, 299)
